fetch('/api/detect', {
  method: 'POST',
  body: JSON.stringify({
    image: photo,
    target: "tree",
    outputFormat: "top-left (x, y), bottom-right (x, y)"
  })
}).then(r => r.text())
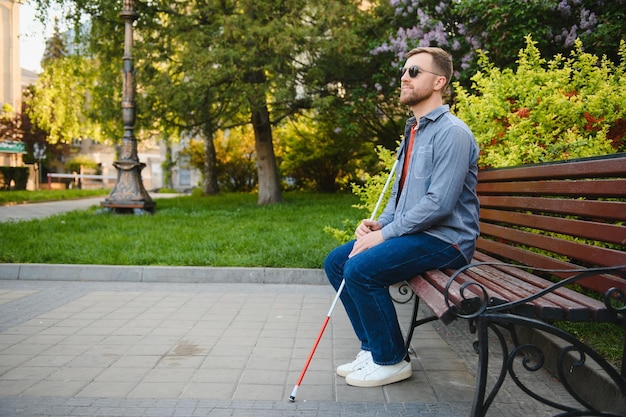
top-left (278, 111), bottom-right (374, 192)
top-left (370, 0), bottom-right (626, 88)
top-left (41, 17), bottom-right (67, 64)
top-left (29, 0), bottom-right (375, 203)
top-left (28, 55), bottom-right (100, 144)
top-left (178, 128), bottom-right (258, 192)
top-left (0, 104), bottom-right (22, 143)
top-left (26, 16), bottom-right (103, 146)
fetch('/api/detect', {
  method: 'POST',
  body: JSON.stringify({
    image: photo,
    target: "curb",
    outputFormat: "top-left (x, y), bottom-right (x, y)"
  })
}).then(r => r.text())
top-left (0, 263), bottom-right (328, 285)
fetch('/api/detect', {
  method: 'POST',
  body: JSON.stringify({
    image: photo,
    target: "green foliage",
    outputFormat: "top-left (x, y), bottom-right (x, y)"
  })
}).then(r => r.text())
top-left (0, 167), bottom-right (29, 190)
top-left (277, 111), bottom-right (375, 192)
top-left (214, 128), bottom-right (257, 192)
top-left (350, 145), bottom-right (398, 215)
top-left (374, 0), bottom-right (626, 89)
top-left (324, 145), bottom-right (398, 243)
top-left (178, 127), bottom-right (258, 192)
top-left (453, 36), bottom-right (626, 168)
top-left (65, 155), bottom-right (99, 173)
top-left (27, 55), bottom-right (102, 144)
top-left (0, 104), bottom-right (23, 143)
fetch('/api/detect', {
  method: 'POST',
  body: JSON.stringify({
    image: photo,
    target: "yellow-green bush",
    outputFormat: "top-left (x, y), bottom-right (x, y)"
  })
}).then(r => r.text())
top-left (453, 35), bottom-right (626, 168)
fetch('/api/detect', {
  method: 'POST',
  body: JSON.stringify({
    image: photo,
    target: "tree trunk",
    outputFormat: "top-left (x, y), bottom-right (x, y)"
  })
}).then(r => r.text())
top-left (163, 133), bottom-right (174, 189)
top-left (252, 104), bottom-right (283, 204)
top-left (203, 134), bottom-right (219, 195)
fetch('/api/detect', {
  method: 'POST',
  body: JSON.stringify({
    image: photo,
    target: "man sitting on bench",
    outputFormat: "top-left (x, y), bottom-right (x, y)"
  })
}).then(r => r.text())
top-left (324, 46), bottom-right (481, 388)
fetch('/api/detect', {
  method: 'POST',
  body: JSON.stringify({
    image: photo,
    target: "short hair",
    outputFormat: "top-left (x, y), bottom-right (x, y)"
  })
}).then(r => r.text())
top-left (405, 47), bottom-right (453, 88)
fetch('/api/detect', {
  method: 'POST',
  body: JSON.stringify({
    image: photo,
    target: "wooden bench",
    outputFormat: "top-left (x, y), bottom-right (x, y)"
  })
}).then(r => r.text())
top-left (396, 153), bottom-right (626, 416)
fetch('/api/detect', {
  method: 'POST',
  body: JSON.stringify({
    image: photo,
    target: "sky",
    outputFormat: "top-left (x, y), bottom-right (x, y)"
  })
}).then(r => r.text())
top-left (19, 2), bottom-right (61, 73)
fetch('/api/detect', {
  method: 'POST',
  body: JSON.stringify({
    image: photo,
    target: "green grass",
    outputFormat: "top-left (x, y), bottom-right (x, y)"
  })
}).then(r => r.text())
top-left (0, 192), bottom-right (362, 268)
top-left (557, 321), bottom-right (624, 368)
top-left (0, 189), bottom-right (109, 205)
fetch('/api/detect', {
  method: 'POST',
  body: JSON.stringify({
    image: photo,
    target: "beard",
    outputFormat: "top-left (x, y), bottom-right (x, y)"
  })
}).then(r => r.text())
top-left (399, 87), bottom-right (432, 107)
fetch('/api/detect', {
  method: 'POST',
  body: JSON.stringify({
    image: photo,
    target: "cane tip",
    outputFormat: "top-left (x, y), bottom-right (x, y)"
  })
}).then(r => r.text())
top-left (288, 395), bottom-right (296, 402)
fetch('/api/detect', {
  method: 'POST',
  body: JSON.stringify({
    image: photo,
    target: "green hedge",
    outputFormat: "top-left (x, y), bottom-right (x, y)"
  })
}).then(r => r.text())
top-left (0, 167), bottom-right (29, 191)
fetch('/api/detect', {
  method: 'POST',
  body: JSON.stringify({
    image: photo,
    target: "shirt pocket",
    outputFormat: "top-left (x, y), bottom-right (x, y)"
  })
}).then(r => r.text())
top-left (412, 145), bottom-right (433, 179)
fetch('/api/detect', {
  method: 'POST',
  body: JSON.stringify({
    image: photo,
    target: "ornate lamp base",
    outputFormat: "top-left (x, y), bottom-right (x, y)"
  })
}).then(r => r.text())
top-left (101, 159), bottom-right (155, 214)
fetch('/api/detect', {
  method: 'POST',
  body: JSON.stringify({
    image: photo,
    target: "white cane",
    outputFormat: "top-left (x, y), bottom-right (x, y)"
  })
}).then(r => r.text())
top-left (289, 158), bottom-right (398, 402)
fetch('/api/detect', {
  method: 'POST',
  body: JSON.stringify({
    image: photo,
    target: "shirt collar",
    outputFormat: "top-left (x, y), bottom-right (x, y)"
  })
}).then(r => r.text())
top-left (405, 104), bottom-right (450, 128)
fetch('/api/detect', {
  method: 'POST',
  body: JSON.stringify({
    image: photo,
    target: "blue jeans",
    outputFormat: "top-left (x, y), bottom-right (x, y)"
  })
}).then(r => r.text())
top-left (324, 233), bottom-right (467, 366)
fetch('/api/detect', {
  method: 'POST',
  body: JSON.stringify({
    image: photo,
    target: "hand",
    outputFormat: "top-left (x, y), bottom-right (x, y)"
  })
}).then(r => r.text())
top-left (355, 219), bottom-right (382, 239)
top-left (349, 229), bottom-right (384, 258)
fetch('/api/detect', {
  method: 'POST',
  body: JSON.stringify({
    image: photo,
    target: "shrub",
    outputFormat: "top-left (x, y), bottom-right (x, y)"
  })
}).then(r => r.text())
top-left (324, 145), bottom-right (397, 243)
top-left (453, 36), bottom-right (626, 168)
top-left (0, 167), bottom-right (29, 190)
top-left (66, 156), bottom-right (99, 173)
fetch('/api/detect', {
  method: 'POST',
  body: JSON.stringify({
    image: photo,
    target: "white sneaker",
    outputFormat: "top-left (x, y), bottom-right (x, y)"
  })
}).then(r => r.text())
top-left (345, 359), bottom-right (412, 387)
top-left (336, 350), bottom-right (372, 377)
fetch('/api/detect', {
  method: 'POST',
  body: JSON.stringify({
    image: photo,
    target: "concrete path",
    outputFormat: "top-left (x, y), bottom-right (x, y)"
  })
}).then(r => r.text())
top-left (0, 193), bottom-right (179, 223)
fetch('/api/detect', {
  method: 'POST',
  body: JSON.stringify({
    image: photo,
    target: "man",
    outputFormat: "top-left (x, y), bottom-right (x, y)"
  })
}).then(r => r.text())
top-left (324, 47), bottom-right (480, 388)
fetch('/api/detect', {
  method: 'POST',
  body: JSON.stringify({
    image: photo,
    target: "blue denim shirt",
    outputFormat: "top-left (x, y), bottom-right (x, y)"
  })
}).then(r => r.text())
top-left (378, 105), bottom-right (480, 263)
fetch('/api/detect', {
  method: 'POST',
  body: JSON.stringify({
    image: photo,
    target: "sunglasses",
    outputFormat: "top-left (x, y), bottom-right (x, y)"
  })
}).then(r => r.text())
top-left (398, 65), bottom-right (442, 78)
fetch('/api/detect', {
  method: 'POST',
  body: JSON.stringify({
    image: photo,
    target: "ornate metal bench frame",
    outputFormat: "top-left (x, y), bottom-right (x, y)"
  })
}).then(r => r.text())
top-left (393, 263), bottom-right (626, 417)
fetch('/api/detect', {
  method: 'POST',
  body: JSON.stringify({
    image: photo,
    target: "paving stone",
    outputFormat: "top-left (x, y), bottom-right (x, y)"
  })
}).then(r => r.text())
top-left (0, 272), bottom-right (587, 417)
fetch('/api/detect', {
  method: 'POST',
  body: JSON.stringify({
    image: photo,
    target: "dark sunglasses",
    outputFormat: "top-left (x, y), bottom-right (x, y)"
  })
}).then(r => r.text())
top-left (399, 65), bottom-right (442, 78)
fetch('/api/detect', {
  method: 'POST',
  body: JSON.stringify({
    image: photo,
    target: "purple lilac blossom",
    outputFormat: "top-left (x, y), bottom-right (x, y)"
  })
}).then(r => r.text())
top-left (562, 26), bottom-right (578, 48)
top-left (579, 9), bottom-right (597, 32)
top-left (557, 0), bottom-right (571, 17)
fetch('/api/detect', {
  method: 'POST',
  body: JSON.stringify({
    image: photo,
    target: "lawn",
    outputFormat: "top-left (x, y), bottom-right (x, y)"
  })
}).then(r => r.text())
top-left (0, 191), bottom-right (362, 268)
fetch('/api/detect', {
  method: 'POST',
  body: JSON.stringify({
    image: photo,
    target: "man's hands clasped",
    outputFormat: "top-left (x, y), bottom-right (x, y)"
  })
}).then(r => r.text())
top-left (349, 219), bottom-right (385, 258)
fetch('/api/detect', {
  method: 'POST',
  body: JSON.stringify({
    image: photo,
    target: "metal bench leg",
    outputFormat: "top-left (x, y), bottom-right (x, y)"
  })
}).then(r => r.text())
top-left (404, 295), bottom-right (438, 353)
top-left (470, 316), bottom-right (512, 417)
top-left (471, 316), bottom-right (490, 417)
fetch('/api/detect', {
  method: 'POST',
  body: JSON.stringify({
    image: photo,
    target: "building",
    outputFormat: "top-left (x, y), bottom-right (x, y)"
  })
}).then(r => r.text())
top-left (0, 0), bottom-right (25, 168)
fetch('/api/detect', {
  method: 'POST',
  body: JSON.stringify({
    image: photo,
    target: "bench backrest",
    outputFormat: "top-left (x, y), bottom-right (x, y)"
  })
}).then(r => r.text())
top-left (475, 153), bottom-right (626, 294)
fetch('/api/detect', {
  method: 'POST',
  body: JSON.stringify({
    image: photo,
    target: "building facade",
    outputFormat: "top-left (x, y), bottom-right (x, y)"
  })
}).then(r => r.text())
top-left (0, 0), bottom-right (24, 168)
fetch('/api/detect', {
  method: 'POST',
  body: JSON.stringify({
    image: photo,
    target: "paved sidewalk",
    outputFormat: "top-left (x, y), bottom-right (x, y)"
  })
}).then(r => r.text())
top-left (0, 193), bottom-right (180, 223)
top-left (0, 275), bottom-right (574, 417)
top-left (0, 198), bottom-right (577, 416)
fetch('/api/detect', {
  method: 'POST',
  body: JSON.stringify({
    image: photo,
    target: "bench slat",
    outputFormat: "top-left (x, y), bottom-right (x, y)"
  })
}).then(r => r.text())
top-left (476, 179), bottom-right (626, 197)
top-left (411, 262), bottom-right (599, 322)
top-left (478, 154), bottom-right (626, 182)
top-left (479, 222), bottom-right (626, 268)
top-left (464, 261), bottom-right (605, 321)
top-left (463, 269), bottom-right (562, 318)
top-left (407, 276), bottom-right (457, 325)
top-left (479, 196), bottom-right (626, 222)
top-left (480, 209), bottom-right (626, 245)
top-left (476, 238), bottom-right (626, 299)
top-left (421, 268), bottom-right (565, 320)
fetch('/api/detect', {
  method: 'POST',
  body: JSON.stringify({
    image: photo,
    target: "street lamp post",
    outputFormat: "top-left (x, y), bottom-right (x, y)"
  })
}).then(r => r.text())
top-left (33, 142), bottom-right (46, 189)
top-left (101, 0), bottom-right (155, 214)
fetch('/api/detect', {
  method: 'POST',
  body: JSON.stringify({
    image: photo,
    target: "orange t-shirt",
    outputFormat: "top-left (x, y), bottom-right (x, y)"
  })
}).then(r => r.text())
top-left (399, 123), bottom-right (418, 192)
